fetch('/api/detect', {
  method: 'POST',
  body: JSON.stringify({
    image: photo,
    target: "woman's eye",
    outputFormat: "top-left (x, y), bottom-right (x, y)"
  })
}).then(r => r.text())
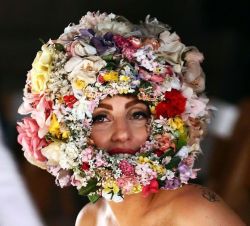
top-left (92, 114), bottom-right (108, 123)
top-left (131, 111), bottom-right (149, 120)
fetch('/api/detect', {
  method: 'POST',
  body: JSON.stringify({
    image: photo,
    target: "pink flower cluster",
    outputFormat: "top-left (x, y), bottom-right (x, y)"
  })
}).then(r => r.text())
top-left (119, 160), bottom-right (135, 176)
top-left (17, 117), bottom-right (47, 161)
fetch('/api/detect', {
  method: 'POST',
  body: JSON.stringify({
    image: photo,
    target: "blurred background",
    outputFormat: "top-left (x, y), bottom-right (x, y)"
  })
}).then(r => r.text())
top-left (0, 0), bottom-right (249, 225)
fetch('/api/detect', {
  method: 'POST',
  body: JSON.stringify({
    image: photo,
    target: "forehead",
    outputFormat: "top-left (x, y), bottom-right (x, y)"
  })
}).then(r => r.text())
top-left (97, 95), bottom-right (148, 109)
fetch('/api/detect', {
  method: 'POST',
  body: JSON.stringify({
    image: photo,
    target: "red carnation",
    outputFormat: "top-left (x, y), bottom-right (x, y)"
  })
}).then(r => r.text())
top-left (63, 95), bottom-right (77, 108)
top-left (81, 162), bottom-right (90, 171)
top-left (142, 179), bottom-right (159, 197)
top-left (156, 89), bottom-right (186, 118)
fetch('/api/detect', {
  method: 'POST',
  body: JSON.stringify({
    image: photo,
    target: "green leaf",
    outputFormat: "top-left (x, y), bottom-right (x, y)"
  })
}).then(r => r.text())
top-left (102, 54), bottom-right (113, 61)
top-left (88, 193), bottom-right (100, 203)
top-left (176, 130), bottom-right (188, 150)
top-left (176, 137), bottom-right (187, 150)
top-left (160, 149), bottom-right (175, 159)
top-left (78, 178), bottom-right (99, 196)
top-left (54, 43), bottom-right (65, 52)
top-left (140, 80), bottom-right (152, 89)
top-left (165, 156), bottom-right (181, 169)
top-left (38, 38), bottom-right (45, 44)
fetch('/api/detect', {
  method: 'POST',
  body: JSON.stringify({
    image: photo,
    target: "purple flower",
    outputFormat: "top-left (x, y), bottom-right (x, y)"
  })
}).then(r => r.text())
top-left (78, 29), bottom-right (95, 38)
top-left (164, 178), bottom-right (181, 189)
top-left (90, 37), bottom-right (109, 55)
top-left (178, 162), bottom-right (197, 183)
top-left (55, 169), bottom-right (72, 187)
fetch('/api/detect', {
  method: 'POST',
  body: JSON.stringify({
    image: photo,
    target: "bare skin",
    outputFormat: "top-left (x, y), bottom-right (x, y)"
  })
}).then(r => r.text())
top-left (76, 184), bottom-right (245, 226)
top-left (75, 96), bottom-right (246, 226)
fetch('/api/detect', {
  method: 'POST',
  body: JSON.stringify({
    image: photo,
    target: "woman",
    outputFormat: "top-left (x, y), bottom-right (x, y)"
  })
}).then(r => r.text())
top-left (17, 12), bottom-right (245, 225)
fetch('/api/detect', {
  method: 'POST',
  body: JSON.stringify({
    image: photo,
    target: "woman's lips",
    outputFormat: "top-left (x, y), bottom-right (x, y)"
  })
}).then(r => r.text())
top-left (108, 148), bottom-right (138, 155)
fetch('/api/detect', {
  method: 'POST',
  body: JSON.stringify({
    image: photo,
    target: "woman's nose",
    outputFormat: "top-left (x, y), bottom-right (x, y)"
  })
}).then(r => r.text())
top-left (111, 119), bottom-right (131, 143)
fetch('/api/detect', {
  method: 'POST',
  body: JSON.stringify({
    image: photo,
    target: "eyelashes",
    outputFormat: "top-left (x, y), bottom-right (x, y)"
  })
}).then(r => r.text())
top-left (92, 114), bottom-right (108, 124)
top-left (131, 111), bottom-right (149, 120)
top-left (92, 110), bottom-right (149, 124)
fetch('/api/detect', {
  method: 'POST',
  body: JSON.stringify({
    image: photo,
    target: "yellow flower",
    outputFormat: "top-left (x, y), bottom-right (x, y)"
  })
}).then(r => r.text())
top-left (49, 114), bottom-right (70, 140)
top-left (31, 71), bottom-right (49, 93)
top-left (132, 184), bottom-right (142, 193)
top-left (151, 164), bottom-right (166, 174)
top-left (31, 45), bottom-right (53, 93)
top-left (150, 105), bottom-right (156, 115)
top-left (49, 114), bottom-right (61, 139)
top-left (103, 179), bottom-right (120, 194)
top-left (154, 67), bottom-right (162, 74)
top-left (62, 130), bottom-right (70, 139)
top-left (168, 117), bottom-right (185, 134)
top-left (72, 78), bottom-right (86, 90)
top-left (138, 156), bottom-right (150, 164)
top-left (119, 75), bottom-right (130, 82)
top-left (103, 71), bottom-right (118, 82)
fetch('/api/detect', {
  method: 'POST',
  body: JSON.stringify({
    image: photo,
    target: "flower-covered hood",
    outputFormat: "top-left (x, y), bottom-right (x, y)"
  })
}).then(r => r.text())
top-left (17, 11), bottom-right (210, 203)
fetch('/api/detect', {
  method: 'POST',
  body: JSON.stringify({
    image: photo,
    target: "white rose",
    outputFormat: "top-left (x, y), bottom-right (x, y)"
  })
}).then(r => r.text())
top-left (41, 142), bottom-right (63, 166)
top-left (71, 40), bottom-right (97, 56)
top-left (65, 56), bottom-right (106, 87)
top-left (96, 21), bottom-right (131, 35)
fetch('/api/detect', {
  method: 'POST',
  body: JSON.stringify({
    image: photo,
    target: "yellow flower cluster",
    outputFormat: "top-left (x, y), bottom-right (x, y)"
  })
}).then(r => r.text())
top-left (103, 71), bottom-right (118, 82)
top-left (103, 179), bottom-right (120, 194)
top-left (31, 45), bottom-right (54, 93)
top-left (49, 114), bottom-right (70, 140)
top-left (138, 156), bottom-right (166, 174)
top-left (168, 116), bottom-right (185, 134)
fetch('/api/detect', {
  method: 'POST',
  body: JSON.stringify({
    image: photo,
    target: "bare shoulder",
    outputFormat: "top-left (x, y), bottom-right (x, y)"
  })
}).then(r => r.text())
top-left (172, 184), bottom-right (246, 226)
top-left (75, 200), bottom-right (103, 226)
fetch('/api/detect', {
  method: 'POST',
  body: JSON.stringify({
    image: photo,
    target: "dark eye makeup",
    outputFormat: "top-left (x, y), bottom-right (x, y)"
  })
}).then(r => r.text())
top-left (131, 111), bottom-right (149, 120)
top-left (92, 114), bottom-right (108, 123)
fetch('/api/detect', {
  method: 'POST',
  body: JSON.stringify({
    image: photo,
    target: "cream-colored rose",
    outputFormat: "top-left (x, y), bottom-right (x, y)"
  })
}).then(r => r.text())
top-left (41, 142), bottom-right (63, 166)
top-left (96, 21), bottom-right (131, 35)
top-left (31, 45), bottom-right (53, 93)
top-left (158, 31), bottom-right (186, 73)
top-left (71, 40), bottom-right (97, 56)
top-left (31, 69), bottom-right (49, 93)
top-left (65, 56), bottom-right (106, 88)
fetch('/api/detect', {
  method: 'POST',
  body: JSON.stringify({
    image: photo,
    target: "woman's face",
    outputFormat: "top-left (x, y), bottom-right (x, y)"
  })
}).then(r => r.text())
top-left (91, 95), bottom-right (150, 155)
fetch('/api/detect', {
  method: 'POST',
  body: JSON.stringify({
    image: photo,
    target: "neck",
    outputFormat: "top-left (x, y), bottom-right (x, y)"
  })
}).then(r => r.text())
top-left (104, 192), bottom-right (156, 225)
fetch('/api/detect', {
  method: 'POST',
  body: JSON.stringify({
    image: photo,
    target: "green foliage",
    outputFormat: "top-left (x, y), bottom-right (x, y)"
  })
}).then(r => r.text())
top-left (78, 178), bottom-right (99, 196)
top-left (165, 156), bottom-right (181, 169)
top-left (54, 43), bottom-right (65, 52)
top-left (88, 193), bottom-right (100, 203)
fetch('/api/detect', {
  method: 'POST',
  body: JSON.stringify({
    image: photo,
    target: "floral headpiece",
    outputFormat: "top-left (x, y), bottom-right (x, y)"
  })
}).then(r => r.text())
top-left (17, 12), bottom-right (210, 203)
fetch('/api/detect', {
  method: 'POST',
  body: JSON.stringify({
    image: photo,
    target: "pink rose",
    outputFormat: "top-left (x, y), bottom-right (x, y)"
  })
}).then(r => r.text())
top-left (31, 95), bottom-right (52, 138)
top-left (17, 117), bottom-right (47, 162)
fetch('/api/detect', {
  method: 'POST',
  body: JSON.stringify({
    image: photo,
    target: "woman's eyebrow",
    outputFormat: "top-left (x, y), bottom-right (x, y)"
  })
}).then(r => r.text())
top-left (125, 100), bottom-right (146, 109)
top-left (97, 103), bottom-right (113, 110)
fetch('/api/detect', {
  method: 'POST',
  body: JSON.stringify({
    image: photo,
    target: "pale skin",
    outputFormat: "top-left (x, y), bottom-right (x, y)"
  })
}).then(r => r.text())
top-left (76, 95), bottom-right (245, 226)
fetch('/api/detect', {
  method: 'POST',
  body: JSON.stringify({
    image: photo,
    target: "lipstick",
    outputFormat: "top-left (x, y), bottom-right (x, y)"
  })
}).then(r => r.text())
top-left (108, 148), bottom-right (137, 155)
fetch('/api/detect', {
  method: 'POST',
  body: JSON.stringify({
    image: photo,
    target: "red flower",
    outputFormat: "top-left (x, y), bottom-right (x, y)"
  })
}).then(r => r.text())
top-left (63, 95), bottom-right (77, 108)
top-left (113, 35), bottom-right (137, 61)
top-left (142, 179), bottom-right (159, 197)
top-left (97, 74), bottom-right (105, 83)
top-left (155, 89), bottom-right (186, 118)
top-left (154, 149), bottom-right (165, 157)
top-left (81, 162), bottom-right (90, 171)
